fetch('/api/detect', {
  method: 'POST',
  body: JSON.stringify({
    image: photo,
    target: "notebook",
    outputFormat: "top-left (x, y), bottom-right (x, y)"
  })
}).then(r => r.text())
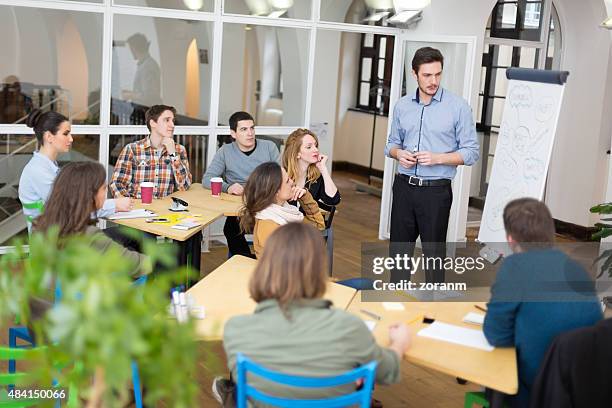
top-left (462, 312), bottom-right (485, 325)
top-left (171, 219), bottom-right (201, 230)
top-left (108, 209), bottom-right (156, 220)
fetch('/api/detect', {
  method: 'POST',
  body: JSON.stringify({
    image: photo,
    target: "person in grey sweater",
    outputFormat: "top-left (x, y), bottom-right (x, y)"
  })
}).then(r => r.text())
top-left (202, 111), bottom-right (280, 257)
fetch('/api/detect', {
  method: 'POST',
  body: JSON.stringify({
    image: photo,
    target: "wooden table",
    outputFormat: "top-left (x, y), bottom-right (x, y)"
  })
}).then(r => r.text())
top-left (108, 185), bottom-right (243, 271)
top-left (347, 297), bottom-right (518, 403)
top-left (186, 255), bottom-right (358, 341)
top-left (172, 184), bottom-right (243, 217)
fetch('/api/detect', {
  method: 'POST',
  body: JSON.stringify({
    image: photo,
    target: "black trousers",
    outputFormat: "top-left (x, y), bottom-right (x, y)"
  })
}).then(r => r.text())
top-left (389, 175), bottom-right (452, 284)
top-left (224, 216), bottom-right (255, 258)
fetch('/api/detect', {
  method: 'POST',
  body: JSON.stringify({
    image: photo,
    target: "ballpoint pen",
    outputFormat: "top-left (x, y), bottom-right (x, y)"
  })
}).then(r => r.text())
top-left (360, 309), bottom-right (382, 321)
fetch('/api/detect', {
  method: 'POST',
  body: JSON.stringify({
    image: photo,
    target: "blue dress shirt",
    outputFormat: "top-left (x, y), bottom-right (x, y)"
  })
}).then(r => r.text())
top-left (384, 87), bottom-right (480, 180)
top-left (18, 152), bottom-right (116, 229)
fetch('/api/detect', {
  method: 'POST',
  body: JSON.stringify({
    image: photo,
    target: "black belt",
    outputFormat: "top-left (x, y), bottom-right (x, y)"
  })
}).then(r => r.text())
top-left (398, 174), bottom-right (451, 187)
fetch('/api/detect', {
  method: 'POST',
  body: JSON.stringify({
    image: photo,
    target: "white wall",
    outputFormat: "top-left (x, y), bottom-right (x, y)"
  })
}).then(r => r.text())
top-left (544, 0), bottom-right (611, 226)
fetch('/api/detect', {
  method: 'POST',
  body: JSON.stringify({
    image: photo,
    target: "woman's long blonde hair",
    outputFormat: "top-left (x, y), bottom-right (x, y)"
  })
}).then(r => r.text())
top-left (249, 222), bottom-right (328, 312)
top-left (282, 128), bottom-right (321, 186)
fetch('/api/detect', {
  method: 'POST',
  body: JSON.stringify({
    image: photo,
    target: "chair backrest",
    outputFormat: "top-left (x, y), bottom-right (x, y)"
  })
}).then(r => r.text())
top-left (235, 353), bottom-right (377, 408)
top-left (0, 346), bottom-right (47, 387)
top-left (322, 205), bottom-right (336, 230)
top-left (21, 200), bottom-right (44, 234)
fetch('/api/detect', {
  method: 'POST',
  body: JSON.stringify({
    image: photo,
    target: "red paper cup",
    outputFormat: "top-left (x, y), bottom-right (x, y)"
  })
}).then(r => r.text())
top-left (210, 177), bottom-right (223, 197)
top-left (140, 182), bottom-right (154, 204)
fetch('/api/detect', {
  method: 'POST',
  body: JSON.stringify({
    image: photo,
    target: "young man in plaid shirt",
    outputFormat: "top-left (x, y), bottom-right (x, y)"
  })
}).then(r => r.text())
top-left (110, 105), bottom-right (192, 198)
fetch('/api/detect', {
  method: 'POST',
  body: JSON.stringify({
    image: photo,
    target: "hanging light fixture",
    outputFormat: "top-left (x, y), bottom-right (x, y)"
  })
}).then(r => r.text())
top-left (182, 0), bottom-right (203, 11)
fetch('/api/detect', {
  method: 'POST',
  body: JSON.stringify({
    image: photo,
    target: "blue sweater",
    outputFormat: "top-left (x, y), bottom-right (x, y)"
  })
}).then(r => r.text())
top-left (483, 249), bottom-right (602, 407)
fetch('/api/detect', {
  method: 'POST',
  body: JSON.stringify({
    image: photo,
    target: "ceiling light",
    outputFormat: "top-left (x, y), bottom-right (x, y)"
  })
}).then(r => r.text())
top-left (362, 11), bottom-right (391, 22)
top-left (602, 16), bottom-right (612, 29)
top-left (388, 9), bottom-right (423, 26)
top-left (267, 9), bottom-right (287, 18)
top-left (182, 0), bottom-right (203, 11)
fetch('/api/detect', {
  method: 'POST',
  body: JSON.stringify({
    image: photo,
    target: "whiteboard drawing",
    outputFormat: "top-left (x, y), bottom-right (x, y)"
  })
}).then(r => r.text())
top-left (498, 149), bottom-right (518, 180)
top-left (508, 84), bottom-right (533, 108)
top-left (535, 97), bottom-right (555, 122)
top-left (479, 77), bottom-right (566, 246)
top-left (524, 157), bottom-right (545, 181)
top-left (512, 126), bottom-right (531, 155)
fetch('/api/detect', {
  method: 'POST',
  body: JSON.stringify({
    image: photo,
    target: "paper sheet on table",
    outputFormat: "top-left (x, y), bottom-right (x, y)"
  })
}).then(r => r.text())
top-left (107, 209), bottom-right (156, 220)
top-left (462, 312), bottom-right (485, 325)
top-left (363, 320), bottom-right (377, 332)
top-left (382, 302), bottom-right (405, 311)
top-left (417, 321), bottom-right (494, 351)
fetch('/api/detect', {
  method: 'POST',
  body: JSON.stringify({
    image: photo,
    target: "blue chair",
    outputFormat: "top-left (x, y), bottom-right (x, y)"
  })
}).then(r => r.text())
top-left (235, 353), bottom-right (377, 408)
top-left (7, 277), bottom-right (145, 408)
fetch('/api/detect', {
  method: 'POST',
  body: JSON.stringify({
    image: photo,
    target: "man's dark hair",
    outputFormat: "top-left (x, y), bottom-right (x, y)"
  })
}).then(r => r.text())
top-left (145, 104), bottom-right (176, 131)
top-left (503, 198), bottom-right (555, 245)
top-left (412, 47), bottom-right (444, 73)
top-left (126, 33), bottom-right (149, 53)
top-left (229, 111), bottom-right (254, 132)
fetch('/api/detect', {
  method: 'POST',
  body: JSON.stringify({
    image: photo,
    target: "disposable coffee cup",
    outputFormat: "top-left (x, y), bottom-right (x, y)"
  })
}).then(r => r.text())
top-left (140, 182), bottom-right (155, 204)
top-left (210, 177), bottom-right (223, 197)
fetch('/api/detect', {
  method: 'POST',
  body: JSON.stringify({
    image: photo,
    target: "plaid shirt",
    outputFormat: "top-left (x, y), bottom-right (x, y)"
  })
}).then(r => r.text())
top-left (110, 136), bottom-right (192, 199)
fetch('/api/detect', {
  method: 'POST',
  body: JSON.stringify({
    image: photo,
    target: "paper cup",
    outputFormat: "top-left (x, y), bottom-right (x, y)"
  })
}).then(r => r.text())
top-left (210, 177), bottom-right (223, 197)
top-left (140, 182), bottom-right (154, 204)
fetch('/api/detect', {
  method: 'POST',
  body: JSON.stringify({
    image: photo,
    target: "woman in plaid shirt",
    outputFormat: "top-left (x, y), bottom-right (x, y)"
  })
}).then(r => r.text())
top-left (110, 104), bottom-right (192, 199)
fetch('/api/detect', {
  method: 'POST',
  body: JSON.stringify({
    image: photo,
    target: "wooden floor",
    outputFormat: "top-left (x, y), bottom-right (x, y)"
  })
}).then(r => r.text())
top-left (197, 171), bottom-right (481, 407)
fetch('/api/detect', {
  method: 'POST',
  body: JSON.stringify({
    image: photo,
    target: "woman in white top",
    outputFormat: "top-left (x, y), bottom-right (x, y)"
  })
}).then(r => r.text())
top-left (18, 109), bottom-right (131, 227)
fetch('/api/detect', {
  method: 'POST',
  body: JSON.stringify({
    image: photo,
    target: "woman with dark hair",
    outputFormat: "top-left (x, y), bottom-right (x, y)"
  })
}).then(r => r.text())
top-left (35, 161), bottom-right (149, 277)
top-left (18, 109), bottom-right (131, 229)
top-left (239, 162), bottom-right (325, 258)
top-left (282, 128), bottom-right (340, 211)
top-left (216, 223), bottom-right (410, 404)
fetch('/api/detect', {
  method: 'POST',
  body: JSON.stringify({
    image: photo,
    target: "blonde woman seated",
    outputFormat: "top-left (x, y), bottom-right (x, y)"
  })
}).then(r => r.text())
top-left (217, 223), bottom-right (410, 404)
top-left (282, 128), bottom-right (340, 211)
top-left (240, 161), bottom-right (325, 258)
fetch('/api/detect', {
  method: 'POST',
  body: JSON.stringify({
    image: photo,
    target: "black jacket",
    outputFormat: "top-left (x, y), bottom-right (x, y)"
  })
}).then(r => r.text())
top-left (530, 317), bottom-right (612, 408)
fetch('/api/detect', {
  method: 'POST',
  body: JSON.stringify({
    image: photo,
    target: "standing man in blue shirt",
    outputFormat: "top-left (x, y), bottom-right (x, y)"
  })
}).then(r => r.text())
top-left (384, 47), bottom-right (480, 283)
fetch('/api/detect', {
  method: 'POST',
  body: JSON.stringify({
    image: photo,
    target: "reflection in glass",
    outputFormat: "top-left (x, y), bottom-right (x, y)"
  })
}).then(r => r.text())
top-left (224, 0), bottom-right (312, 20)
top-left (112, 15), bottom-right (213, 125)
top-left (219, 24), bottom-right (309, 126)
top-left (0, 6), bottom-right (103, 124)
top-left (0, 134), bottom-right (99, 245)
top-left (116, 0), bottom-right (213, 12)
top-left (321, 0), bottom-right (407, 25)
top-left (108, 135), bottom-right (208, 183)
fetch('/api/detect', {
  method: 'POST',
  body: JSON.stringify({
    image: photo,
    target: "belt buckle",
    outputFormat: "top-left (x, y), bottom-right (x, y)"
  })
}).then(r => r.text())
top-left (408, 175), bottom-right (423, 186)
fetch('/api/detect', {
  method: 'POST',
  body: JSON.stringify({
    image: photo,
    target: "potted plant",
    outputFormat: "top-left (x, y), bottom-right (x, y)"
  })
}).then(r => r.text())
top-left (0, 227), bottom-right (205, 407)
top-left (590, 202), bottom-right (612, 309)
top-left (590, 202), bottom-right (612, 277)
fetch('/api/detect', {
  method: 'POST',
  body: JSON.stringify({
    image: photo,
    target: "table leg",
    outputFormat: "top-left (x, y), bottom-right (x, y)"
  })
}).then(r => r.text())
top-left (177, 233), bottom-right (202, 286)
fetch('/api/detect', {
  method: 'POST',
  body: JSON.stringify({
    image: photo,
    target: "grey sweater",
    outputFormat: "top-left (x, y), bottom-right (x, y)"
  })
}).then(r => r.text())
top-left (201, 140), bottom-right (280, 192)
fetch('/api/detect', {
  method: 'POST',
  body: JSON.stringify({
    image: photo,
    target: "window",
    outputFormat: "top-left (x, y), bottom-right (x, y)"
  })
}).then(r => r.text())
top-left (356, 32), bottom-right (394, 115)
top-left (476, 0), bottom-right (561, 198)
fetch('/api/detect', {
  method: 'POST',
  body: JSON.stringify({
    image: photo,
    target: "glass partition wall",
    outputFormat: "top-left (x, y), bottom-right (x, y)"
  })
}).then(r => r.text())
top-left (0, 0), bottom-right (467, 249)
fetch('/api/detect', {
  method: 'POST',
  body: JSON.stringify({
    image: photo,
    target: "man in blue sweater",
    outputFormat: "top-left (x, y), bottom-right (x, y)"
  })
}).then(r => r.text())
top-left (202, 111), bottom-right (280, 258)
top-left (483, 198), bottom-right (602, 407)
